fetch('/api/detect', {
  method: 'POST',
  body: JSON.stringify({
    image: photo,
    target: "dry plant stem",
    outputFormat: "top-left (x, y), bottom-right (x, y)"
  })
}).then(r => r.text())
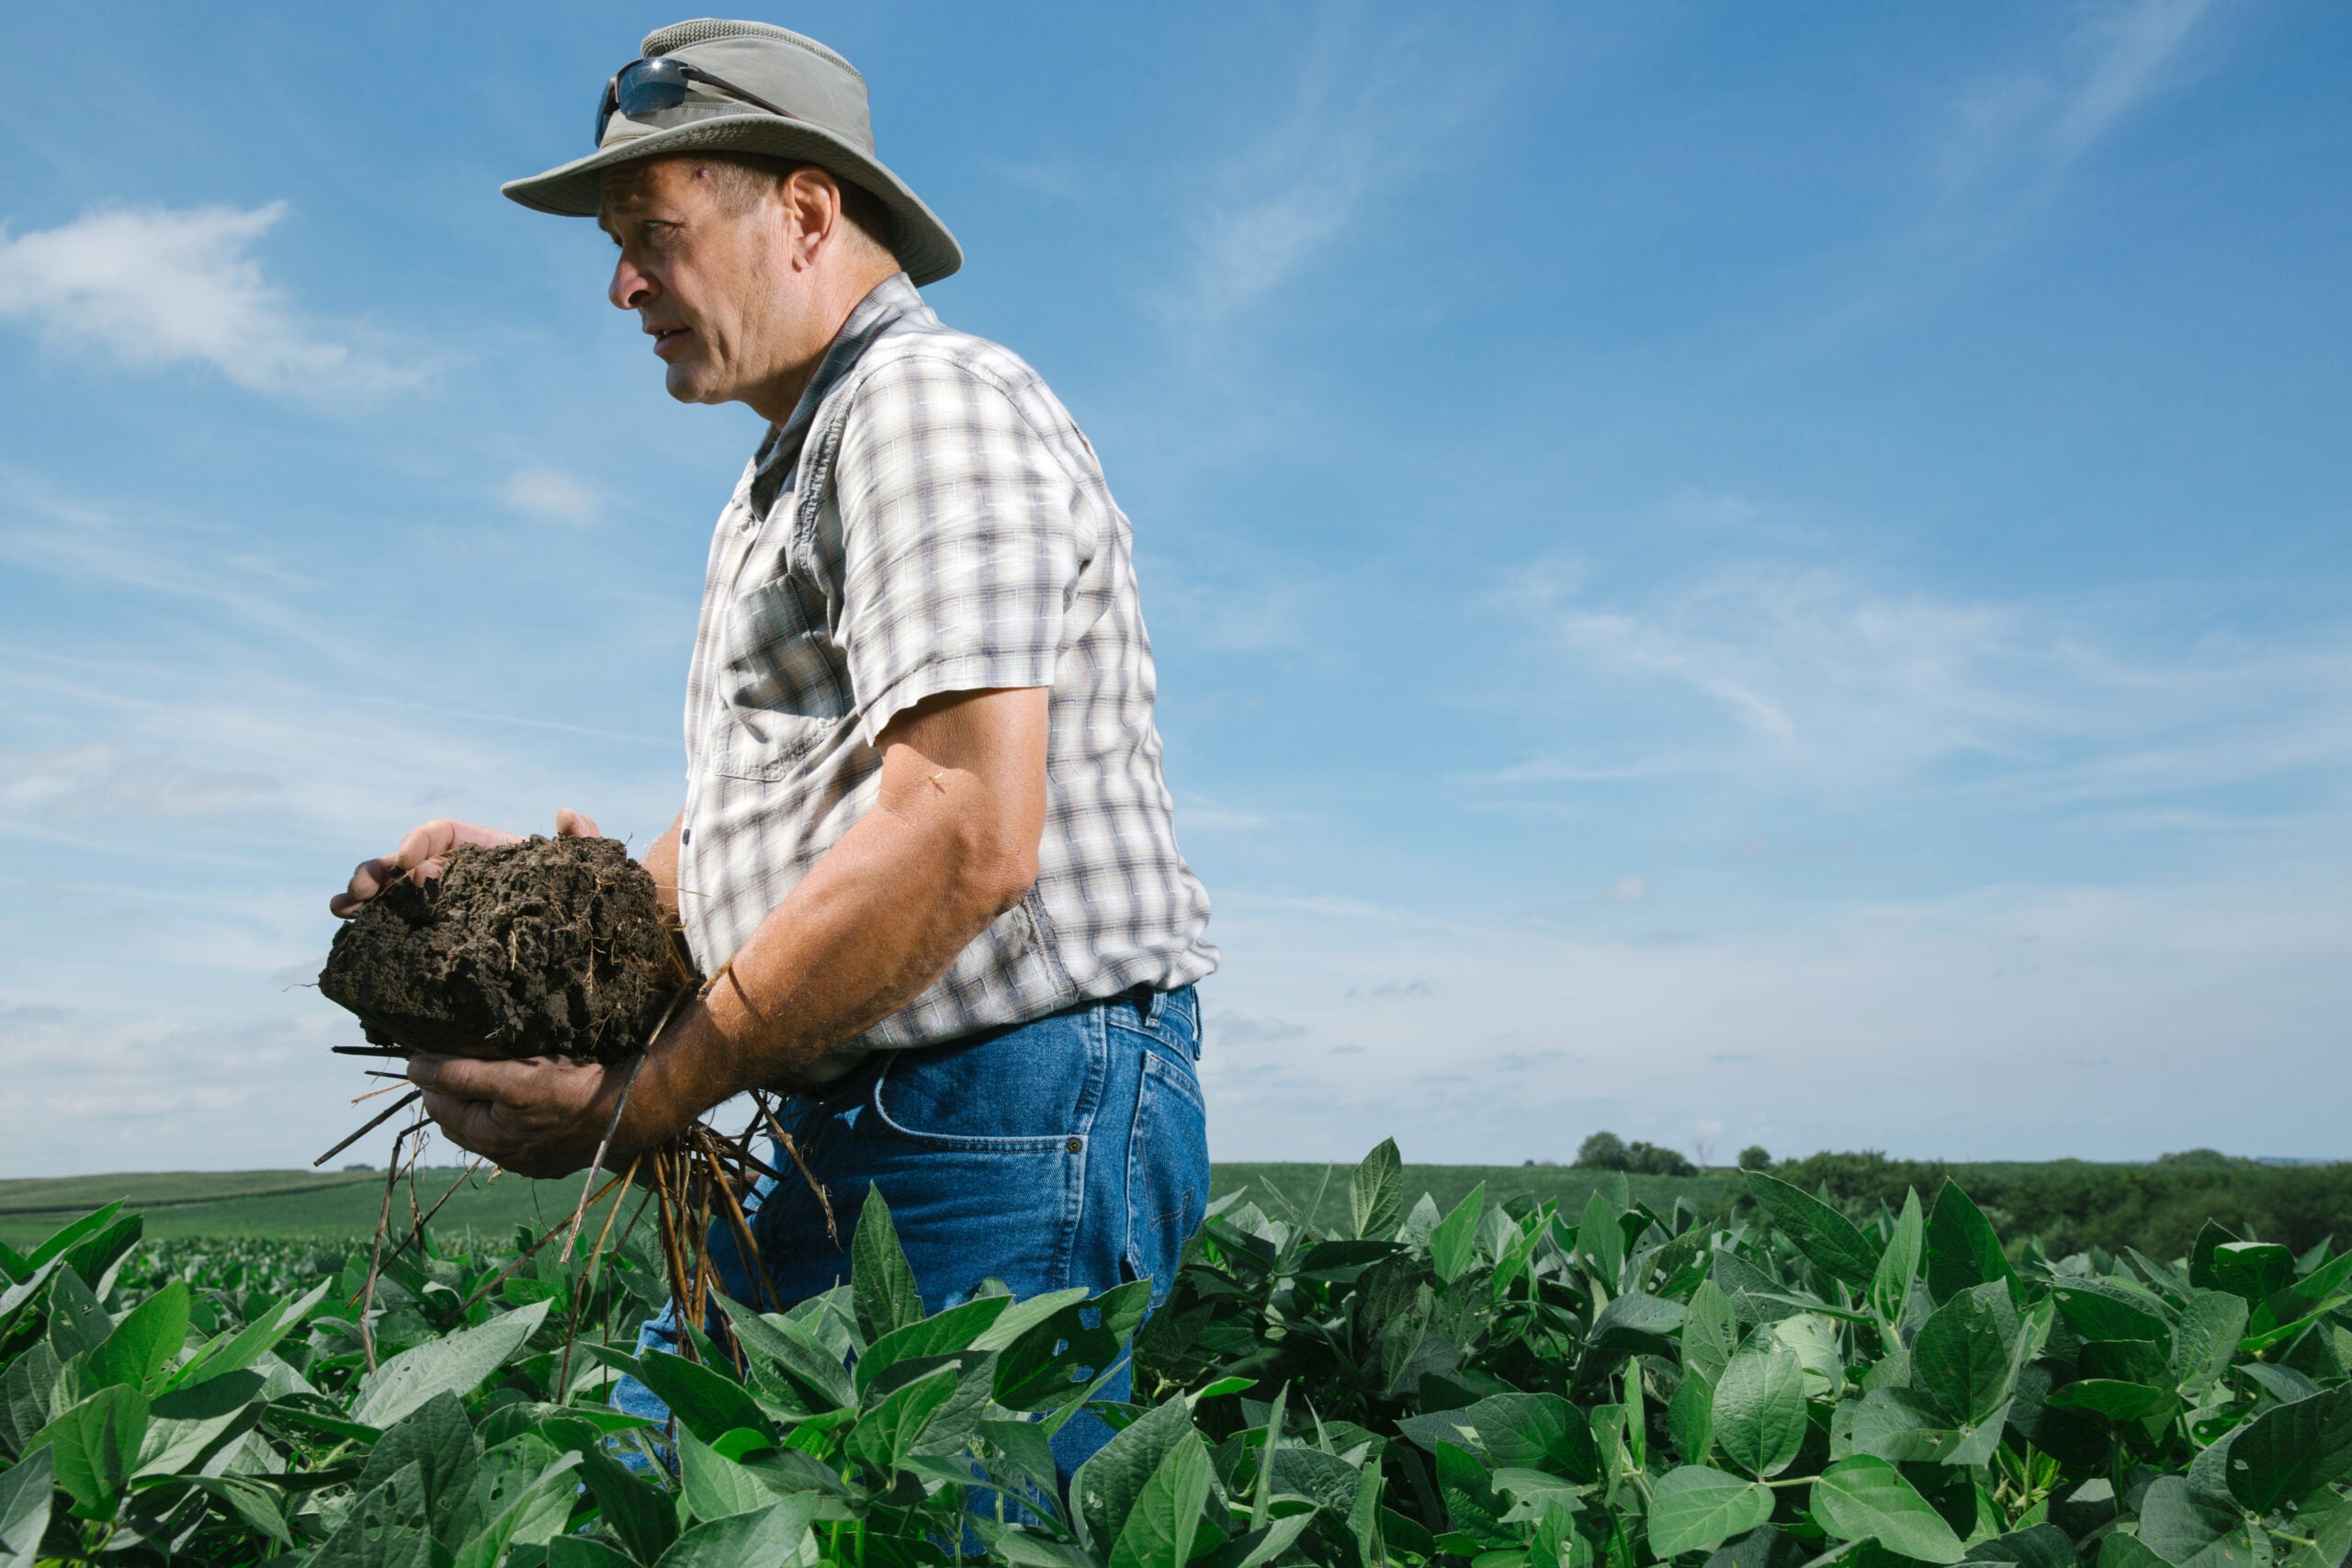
top-left (755, 1095), bottom-right (838, 1245)
top-left (313, 1089), bottom-right (423, 1168)
top-left (694, 1124), bottom-right (779, 1311)
top-left (382, 1156), bottom-right (486, 1272)
top-left (331, 1044), bottom-right (413, 1057)
top-left (358, 1118), bottom-right (420, 1371)
top-left (559, 1150), bottom-right (645, 1401)
top-left (558, 1031), bottom-right (662, 1265)
top-left (350, 1080), bottom-right (406, 1106)
top-left (456, 1169), bottom-right (629, 1314)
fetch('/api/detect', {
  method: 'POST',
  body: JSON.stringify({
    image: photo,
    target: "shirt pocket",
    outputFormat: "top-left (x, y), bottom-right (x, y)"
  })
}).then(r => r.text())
top-left (708, 573), bottom-right (854, 782)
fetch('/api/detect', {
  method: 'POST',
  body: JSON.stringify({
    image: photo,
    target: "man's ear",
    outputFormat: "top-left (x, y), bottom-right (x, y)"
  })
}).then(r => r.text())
top-left (781, 167), bottom-right (842, 268)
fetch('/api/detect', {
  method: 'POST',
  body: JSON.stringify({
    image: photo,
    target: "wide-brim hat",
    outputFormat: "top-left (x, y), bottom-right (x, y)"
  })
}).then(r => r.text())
top-left (503, 18), bottom-right (961, 287)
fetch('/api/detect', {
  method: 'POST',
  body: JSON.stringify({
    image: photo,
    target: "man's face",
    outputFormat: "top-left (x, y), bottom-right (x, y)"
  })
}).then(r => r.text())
top-left (600, 158), bottom-right (797, 406)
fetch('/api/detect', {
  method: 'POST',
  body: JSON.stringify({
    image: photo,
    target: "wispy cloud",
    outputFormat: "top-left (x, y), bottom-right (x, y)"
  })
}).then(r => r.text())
top-left (1489, 558), bottom-right (2352, 810)
top-left (1161, 12), bottom-right (1502, 326)
top-left (0, 203), bottom-right (420, 395)
top-left (1941, 0), bottom-right (2222, 192)
top-left (2051, 0), bottom-right (2218, 162)
top-left (501, 466), bottom-right (600, 525)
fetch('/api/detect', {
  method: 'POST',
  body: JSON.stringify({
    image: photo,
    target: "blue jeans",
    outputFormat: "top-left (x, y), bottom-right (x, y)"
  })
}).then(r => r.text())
top-left (614, 985), bottom-right (1208, 1482)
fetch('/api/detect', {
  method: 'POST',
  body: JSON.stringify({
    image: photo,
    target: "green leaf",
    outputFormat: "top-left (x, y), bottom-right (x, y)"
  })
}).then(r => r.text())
top-left (1713, 1350), bottom-right (1806, 1480)
top-left (453, 1450), bottom-right (581, 1568)
top-left (356, 1392), bottom-right (481, 1548)
top-left (1923, 1183), bottom-right (2013, 1306)
top-left (654, 1495), bottom-right (817, 1568)
top-left (576, 1442), bottom-right (679, 1566)
top-left (137, 1369), bottom-right (267, 1479)
top-left (28, 1383), bottom-right (146, 1517)
top-left (713, 1294), bottom-right (857, 1413)
top-left (1074, 1397), bottom-right (1197, 1554)
top-left (846, 1360), bottom-right (959, 1476)
top-left (548, 1540), bottom-right (643, 1568)
top-left (1967, 1525), bottom-right (2080, 1568)
top-left (1810, 1456), bottom-right (1967, 1564)
top-left (1871, 1190), bottom-right (1925, 1327)
top-left (2136, 1475), bottom-right (2239, 1566)
top-left (1470, 1393), bottom-right (1600, 1482)
top-left (350, 1298), bottom-right (551, 1428)
top-left (856, 1294), bottom-right (1012, 1393)
top-left (0, 1448), bottom-right (54, 1568)
top-left (1669, 1373), bottom-right (1715, 1467)
top-left (632, 1349), bottom-right (770, 1447)
top-left (2220, 1381), bottom-right (2352, 1513)
top-left (2098, 1533), bottom-right (2175, 1568)
top-left (679, 1421), bottom-right (774, 1519)
top-left (995, 1278), bottom-right (1153, 1413)
top-left (1109, 1428), bottom-right (1212, 1568)
top-left (1846, 1387), bottom-right (1962, 1463)
top-left (1435, 1439), bottom-right (1509, 1548)
top-left (22, 1203), bottom-right (122, 1275)
top-left (1588, 1292), bottom-right (1684, 1360)
top-left (2048, 1280), bottom-right (2168, 1347)
top-left (1351, 1138), bottom-right (1406, 1241)
top-left (171, 1278), bottom-right (332, 1391)
top-left (1432, 1184), bottom-right (1487, 1286)
top-left (1649, 1465), bottom-right (1774, 1558)
top-left (2043, 1380), bottom-right (2176, 1422)
top-left (1684, 1280), bottom-right (1742, 1387)
top-left (81, 1280), bottom-right (186, 1394)
top-left (2207, 1243), bottom-right (2293, 1308)
top-left (1746, 1174), bottom-right (1880, 1290)
top-left (2169, 1292), bottom-right (2247, 1393)
top-left (1910, 1283), bottom-right (2017, 1427)
top-left (1574, 1191), bottom-right (1624, 1287)
top-left (969, 1286), bottom-right (1092, 1352)
top-left (851, 1186), bottom-right (925, 1345)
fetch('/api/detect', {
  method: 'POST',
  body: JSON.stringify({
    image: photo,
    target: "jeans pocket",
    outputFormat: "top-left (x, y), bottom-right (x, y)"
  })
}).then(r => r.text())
top-left (1124, 1047), bottom-right (1209, 1303)
top-left (870, 1009), bottom-right (1102, 1151)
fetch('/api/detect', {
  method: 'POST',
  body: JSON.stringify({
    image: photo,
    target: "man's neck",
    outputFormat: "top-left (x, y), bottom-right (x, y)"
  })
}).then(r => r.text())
top-left (741, 263), bottom-right (903, 426)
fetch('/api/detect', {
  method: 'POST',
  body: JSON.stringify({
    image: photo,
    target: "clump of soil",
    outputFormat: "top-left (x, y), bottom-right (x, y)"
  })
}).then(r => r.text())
top-left (319, 835), bottom-right (694, 1063)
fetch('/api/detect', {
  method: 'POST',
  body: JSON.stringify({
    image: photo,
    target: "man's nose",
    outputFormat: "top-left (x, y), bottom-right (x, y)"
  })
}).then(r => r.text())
top-left (610, 256), bottom-right (657, 312)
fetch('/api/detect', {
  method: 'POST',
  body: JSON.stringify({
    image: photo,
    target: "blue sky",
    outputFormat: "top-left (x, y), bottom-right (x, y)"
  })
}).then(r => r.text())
top-left (2, 1), bottom-right (2346, 1175)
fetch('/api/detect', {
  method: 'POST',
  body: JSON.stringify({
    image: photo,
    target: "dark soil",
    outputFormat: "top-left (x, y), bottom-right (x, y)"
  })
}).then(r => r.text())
top-left (319, 835), bottom-right (694, 1063)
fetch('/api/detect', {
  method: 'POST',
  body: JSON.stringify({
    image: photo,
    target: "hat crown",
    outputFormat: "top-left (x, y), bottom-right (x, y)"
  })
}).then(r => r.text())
top-left (603, 17), bottom-right (875, 157)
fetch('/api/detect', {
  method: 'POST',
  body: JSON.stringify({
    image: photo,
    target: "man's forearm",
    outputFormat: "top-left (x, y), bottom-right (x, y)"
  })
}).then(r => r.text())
top-left (641, 809), bottom-right (684, 928)
top-left (616, 691), bottom-right (1045, 1149)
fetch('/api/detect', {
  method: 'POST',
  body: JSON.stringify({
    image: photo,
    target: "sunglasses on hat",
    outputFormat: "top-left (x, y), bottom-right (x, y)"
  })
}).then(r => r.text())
top-left (595, 56), bottom-right (797, 146)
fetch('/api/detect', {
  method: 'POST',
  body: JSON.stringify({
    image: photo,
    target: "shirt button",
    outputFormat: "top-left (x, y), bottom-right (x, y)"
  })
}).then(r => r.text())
top-left (681, 828), bottom-right (692, 846)
top-left (1066, 1135), bottom-right (1084, 1154)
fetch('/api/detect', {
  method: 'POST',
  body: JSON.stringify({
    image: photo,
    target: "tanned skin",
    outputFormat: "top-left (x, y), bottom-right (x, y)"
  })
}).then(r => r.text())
top-left (332, 158), bottom-right (1048, 1178)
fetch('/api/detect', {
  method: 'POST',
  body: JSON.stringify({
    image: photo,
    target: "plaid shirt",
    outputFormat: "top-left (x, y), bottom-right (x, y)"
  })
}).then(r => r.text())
top-left (675, 275), bottom-right (1216, 1061)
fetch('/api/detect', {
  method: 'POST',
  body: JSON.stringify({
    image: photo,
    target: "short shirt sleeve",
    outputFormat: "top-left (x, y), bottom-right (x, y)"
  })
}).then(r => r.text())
top-left (832, 352), bottom-right (1082, 746)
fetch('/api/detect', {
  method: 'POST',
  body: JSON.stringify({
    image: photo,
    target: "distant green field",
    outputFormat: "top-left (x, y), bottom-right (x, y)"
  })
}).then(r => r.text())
top-left (0, 1167), bottom-right (645, 1248)
top-left (0, 1162), bottom-right (1739, 1248)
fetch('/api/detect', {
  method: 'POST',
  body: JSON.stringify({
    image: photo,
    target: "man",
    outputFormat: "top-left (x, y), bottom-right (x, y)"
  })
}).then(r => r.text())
top-left (331, 18), bottom-right (1216, 1472)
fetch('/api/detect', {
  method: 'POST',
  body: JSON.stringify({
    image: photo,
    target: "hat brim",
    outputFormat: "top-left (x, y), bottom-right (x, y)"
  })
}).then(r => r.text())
top-left (502, 113), bottom-right (962, 287)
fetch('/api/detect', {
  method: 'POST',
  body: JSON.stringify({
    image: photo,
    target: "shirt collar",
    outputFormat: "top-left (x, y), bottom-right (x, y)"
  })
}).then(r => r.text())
top-left (752, 272), bottom-right (927, 486)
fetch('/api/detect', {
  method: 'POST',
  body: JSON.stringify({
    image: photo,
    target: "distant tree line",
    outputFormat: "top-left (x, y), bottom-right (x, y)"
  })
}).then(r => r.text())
top-left (1564, 1134), bottom-right (2346, 1258)
top-left (1765, 1146), bottom-right (2351, 1260)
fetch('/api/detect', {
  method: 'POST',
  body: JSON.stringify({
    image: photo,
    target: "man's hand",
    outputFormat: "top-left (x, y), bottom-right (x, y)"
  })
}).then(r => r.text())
top-left (405, 1051), bottom-right (636, 1179)
top-left (330, 809), bottom-right (603, 917)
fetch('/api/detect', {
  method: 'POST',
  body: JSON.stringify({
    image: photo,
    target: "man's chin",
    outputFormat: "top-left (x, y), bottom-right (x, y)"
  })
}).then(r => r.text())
top-left (662, 364), bottom-right (726, 405)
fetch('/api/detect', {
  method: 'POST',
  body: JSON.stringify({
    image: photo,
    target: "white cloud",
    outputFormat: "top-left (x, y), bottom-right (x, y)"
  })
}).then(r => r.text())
top-left (1600, 874), bottom-right (1648, 905)
top-left (1196, 864), bottom-right (2352, 1165)
top-left (0, 203), bottom-right (416, 395)
top-left (2051, 0), bottom-right (2217, 163)
top-left (501, 467), bottom-right (600, 525)
top-left (0, 743), bottom-right (277, 824)
top-left (1163, 15), bottom-right (1500, 326)
top-left (1492, 559), bottom-right (2352, 807)
top-left (1940, 0), bottom-right (2221, 191)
